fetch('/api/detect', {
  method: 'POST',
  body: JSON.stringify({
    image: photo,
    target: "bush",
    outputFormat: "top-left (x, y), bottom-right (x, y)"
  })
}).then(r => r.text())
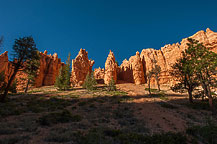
top-left (38, 110), bottom-right (82, 126)
top-left (82, 72), bottom-right (97, 91)
top-left (107, 77), bottom-right (116, 91)
top-left (186, 118), bottom-right (217, 143)
top-left (8, 79), bottom-right (17, 93)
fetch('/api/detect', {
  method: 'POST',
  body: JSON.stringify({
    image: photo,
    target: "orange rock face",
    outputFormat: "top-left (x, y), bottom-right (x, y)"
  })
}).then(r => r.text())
top-left (118, 52), bottom-right (145, 85)
top-left (0, 51), bottom-right (9, 76)
top-left (104, 50), bottom-right (118, 85)
top-left (142, 28), bottom-right (217, 85)
top-left (35, 50), bottom-right (64, 87)
top-left (119, 28), bottom-right (217, 86)
top-left (94, 67), bottom-right (105, 79)
top-left (71, 49), bottom-right (94, 86)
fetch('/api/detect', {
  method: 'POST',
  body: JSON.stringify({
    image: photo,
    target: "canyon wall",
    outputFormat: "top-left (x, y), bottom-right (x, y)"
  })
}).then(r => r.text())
top-left (0, 50), bottom-right (64, 91)
top-left (118, 28), bottom-right (217, 86)
top-left (35, 50), bottom-right (64, 87)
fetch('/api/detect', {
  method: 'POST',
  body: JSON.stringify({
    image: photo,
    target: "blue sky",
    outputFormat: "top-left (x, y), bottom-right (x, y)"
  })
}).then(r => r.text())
top-left (0, 0), bottom-right (217, 68)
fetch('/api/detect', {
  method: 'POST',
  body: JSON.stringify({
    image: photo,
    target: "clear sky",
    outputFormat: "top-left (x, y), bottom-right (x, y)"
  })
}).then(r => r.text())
top-left (0, 0), bottom-right (217, 68)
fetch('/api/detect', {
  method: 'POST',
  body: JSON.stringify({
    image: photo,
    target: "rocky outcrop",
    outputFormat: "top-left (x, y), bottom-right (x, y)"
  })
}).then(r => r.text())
top-left (129, 52), bottom-right (145, 85)
top-left (35, 50), bottom-right (64, 87)
top-left (104, 50), bottom-right (118, 85)
top-left (94, 67), bottom-right (105, 79)
top-left (0, 51), bottom-right (9, 80)
top-left (71, 49), bottom-right (94, 86)
top-left (119, 28), bottom-right (217, 86)
top-left (118, 52), bottom-right (145, 85)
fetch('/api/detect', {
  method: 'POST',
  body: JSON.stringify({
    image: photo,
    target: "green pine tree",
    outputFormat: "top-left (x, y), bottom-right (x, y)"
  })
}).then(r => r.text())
top-left (82, 72), bottom-right (97, 91)
top-left (24, 52), bottom-right (40, 93)
top-left (170, 41), bottom-right (199, 103)
top-left (185, 38), bottom-right (217, 114)
top-left (108, 77), bottom-right (116, 91)
top-left (55, 54), bottom-right (71, 91)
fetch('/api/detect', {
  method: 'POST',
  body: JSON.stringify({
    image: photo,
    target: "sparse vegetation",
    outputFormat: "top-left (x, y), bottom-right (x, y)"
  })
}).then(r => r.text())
top-left (107, 77), bottom-right (116, 91)
top-left (55, 53), bottom-right (71, 91)
top-left (1, 36), bottom-right (39, 102)
top-left (82, 72), bottom-right (97, 91)
top-left (38, 109), bottom-right (82, 126)
top-left (187, 118), bottom-right (217, 144)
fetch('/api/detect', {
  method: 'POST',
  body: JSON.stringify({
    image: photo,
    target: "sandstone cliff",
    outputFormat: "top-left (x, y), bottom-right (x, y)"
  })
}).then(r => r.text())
top-left (104, 50), bottom-right (118, 85)
top-left (35, 50), bottom-right (64, 87)
top-left (118, 52), bottom-right (145, 85)
top-left (119, 28), bottom-right (217, 86)
top-left (71, 49), bottom-right (94, 86)
top-left (94, 67), bottom-right (105, 80)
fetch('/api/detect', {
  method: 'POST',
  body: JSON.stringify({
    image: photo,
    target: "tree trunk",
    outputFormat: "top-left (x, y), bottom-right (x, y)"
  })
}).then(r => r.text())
top-left (207, 85), bottom-right (216, 115)
top-left (188, 89), bottom-right (193, 103)
top-left (0, 69), bottom-right (18, 102)
top-left (24, 79), bottom-right (30, 93)
top-left (157, 79), bottom-right (160, 91)
top-left (148, 78), bottom-right (151, 95)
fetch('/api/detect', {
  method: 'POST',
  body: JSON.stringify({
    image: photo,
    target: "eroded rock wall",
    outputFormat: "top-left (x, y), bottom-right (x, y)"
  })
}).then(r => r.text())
top-left (35, 50), bottom-right (64, 87)
top-left (104, 50), bottom-right (118, 85)
top-left (71, 49), bottom-right (94, 86)
top-left (119, 28), bottom-right (217, 86)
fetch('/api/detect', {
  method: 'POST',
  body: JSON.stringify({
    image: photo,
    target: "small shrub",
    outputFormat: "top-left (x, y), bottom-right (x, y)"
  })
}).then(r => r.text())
top-left (145, 88), bottom-right (158, 92)
top-left (82, 72), bottom-right (97, 91)
top-left (45, 127), bottom-right (75, 143)
top-left (186, 118), bottom-right (217, 143)
top-left (107, 77), bottom-right (116, 91)
top-left (158, 102), bottom-right (178, 109)
top-left (38, 109), bottom-right (81, 126)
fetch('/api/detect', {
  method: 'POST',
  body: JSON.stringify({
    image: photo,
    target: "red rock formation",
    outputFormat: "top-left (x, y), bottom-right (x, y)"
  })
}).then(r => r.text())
top-left (94, 67), bottom-right (105, 79)
top-left (35, 50), bottom-right (64, 87)
top-left (119, 28), bottom-right (217, 86)
top-left (129, 52), bottom-right (145, 85)
top-left (0, 51), bottom-right (9, 80)
top-left (71, 49), bottom-right (94, 86)
top-left (118, 52), bottom-right (145, 84)
top-left (104, 50), bottom-right (118, 85)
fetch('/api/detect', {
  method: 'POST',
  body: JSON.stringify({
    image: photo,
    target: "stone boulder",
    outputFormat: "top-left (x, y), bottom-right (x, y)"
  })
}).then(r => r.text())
top-left (71, 49), bottom-right (94, 86)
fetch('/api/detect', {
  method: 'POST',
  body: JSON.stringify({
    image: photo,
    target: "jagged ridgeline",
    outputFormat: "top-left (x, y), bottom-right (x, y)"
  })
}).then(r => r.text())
top-left (0, 28), bottom-right (217, 91)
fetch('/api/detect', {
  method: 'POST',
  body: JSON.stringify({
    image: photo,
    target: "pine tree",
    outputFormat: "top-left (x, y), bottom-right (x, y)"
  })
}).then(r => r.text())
top-left (108, 77), bottom-right (116, 91)
top-left (147, 70), bottom-right (154, 95)
top-left (82, 72), bottom-right (97, 91)
top-left (24, 52), bottom-right (40, 93)
top-left (1, 36), bottom-right (39, 102)
top-left (152, 59), bottom-right (161, 91)
top-left (170, 45), bottom-right (199, 103)
top-left (186, 38), bottom-right (217, 114)
top-left (55, 54), bottom-right (71, 91)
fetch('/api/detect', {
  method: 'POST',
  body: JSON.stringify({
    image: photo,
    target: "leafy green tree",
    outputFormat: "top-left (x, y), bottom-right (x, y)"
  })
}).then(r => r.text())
top-left (186, 38), bottom-right (217, 114)
top-left (55, 54), bottom-right (71, 91)
top-left (82, 72), bottom-right (97, 91)
top-left (170, 50), bottom-right (199, 103)
top-left (24, 52), bottom-right (40, 93)
top-left (0, 36), bottom-right (39, 102)
top-left (108, 77), bottom-right (116, 91)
